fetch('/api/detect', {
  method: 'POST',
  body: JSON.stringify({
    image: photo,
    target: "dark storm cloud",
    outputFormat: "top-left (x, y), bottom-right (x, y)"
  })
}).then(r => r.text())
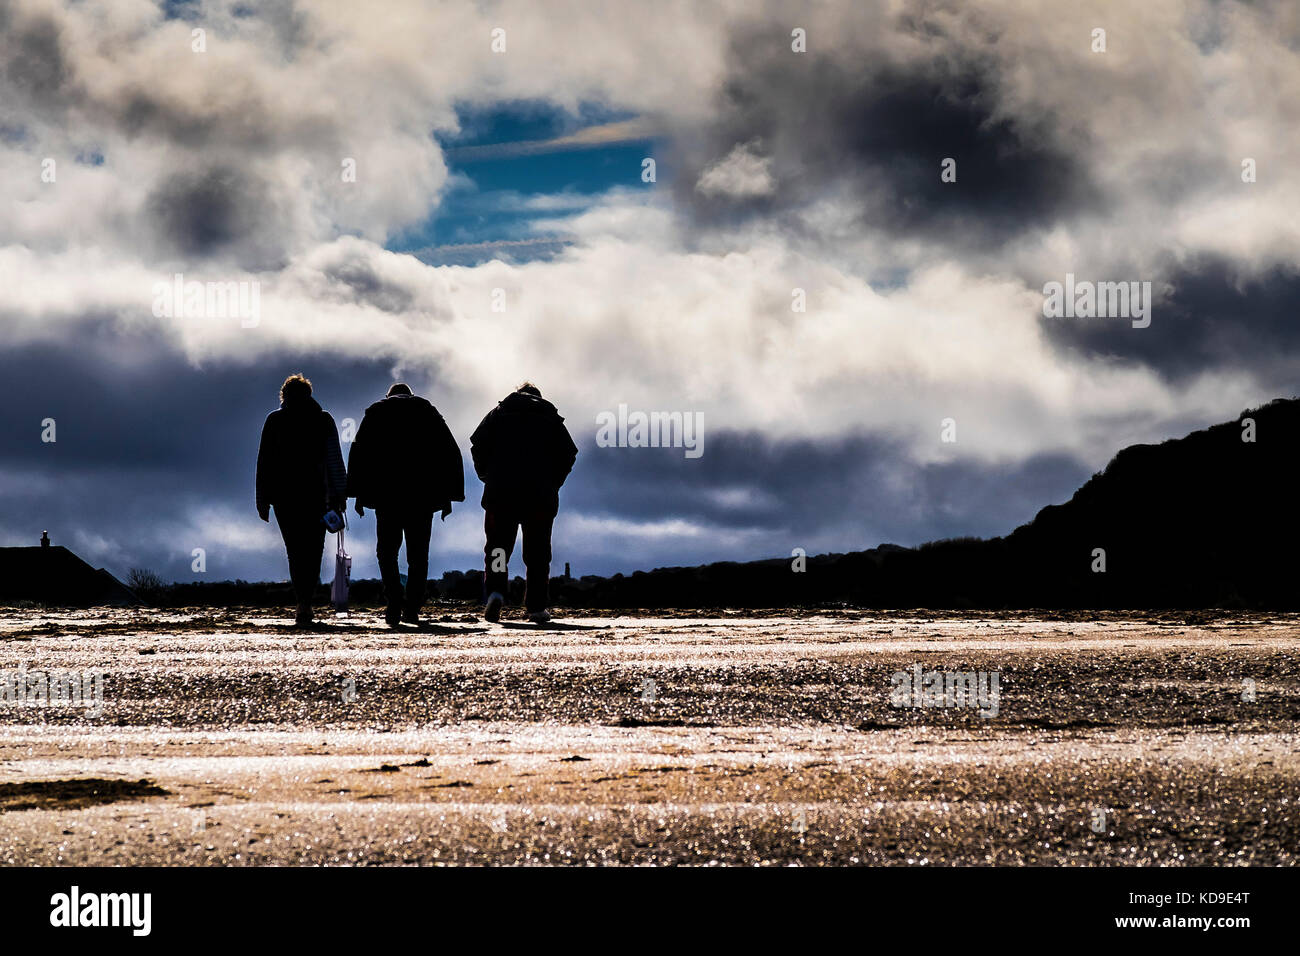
top-left (0, 2), bottom-right (74, 114)
top-left (669, 22), bottom-right (1098, 247)
top-left (319, 257), bottom-right (418, 313)
top-left (145, 165), bottom-right (287, 265)
top-left (1039, 257), bottom-right (1300, 386)
top-left (576, 429), bottom-right (1091, 552)
top-left (0, 337), bottom-right (390, 480)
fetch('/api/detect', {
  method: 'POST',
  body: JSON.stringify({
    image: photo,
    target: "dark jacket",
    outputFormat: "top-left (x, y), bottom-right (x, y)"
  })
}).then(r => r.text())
top-left (256, 395), bottom-right (347, 513)
top-left (470, 391), bottom-right (578, 511)
top-left (346, 393), bottom-right (465, 512)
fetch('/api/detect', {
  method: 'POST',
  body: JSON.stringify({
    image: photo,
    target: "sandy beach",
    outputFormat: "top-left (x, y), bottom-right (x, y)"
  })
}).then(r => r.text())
top-left (1, 608), bottom-right (1296, 865)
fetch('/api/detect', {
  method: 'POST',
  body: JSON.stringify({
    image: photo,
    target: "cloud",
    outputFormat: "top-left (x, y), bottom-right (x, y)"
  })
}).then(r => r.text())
top-left (1039, 257), bottom-right (1300, 386)
top-left (695, 140), bottom-right (775, 199)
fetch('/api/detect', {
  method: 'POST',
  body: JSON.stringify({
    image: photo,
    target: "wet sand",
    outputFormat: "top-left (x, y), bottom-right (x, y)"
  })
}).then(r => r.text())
top-left (1, 608), bottom-right (1296, 865)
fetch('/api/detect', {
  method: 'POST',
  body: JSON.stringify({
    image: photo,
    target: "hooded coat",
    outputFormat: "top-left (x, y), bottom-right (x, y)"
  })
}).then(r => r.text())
top-left (470, 391), bottom-right (578, 512)
top-left (255, 395), bottom-right (347, 514)
top-left (346, 393), bottom-right (465, 512)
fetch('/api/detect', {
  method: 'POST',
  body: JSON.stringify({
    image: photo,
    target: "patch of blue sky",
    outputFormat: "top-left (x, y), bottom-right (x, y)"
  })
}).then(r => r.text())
top-left (390, 99), bottom-right (664, 265)
top-left (439, 98), bottom-right (637, 148)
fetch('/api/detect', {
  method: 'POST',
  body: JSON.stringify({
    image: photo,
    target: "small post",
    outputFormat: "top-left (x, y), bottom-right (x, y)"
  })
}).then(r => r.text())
top-left (40, 531), bottom-right (50, 548)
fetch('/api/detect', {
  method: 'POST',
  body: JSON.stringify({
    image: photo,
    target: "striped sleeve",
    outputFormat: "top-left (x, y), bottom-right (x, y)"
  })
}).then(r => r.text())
top-left (323, 413), bottom-right (347, 500)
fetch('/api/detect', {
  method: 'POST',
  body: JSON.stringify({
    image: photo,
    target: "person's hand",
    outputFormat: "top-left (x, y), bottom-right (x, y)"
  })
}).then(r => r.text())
top-left (354, 501), bottom-right (365, 517)
top-left (258, 506), bottom-right (269, 523)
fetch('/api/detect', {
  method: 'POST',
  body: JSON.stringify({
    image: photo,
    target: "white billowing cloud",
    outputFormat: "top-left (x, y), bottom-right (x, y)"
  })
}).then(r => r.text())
top-left (695, 140), bottom-right (776, 199)
top-left (0, 189), bottom-right (1262, 476)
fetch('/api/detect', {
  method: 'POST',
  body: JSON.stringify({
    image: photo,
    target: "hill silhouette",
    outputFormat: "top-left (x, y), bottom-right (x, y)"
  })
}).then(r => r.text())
top-left (552, 396), bottom-right (1299, 609)
top-left (42, 397), bottom-right (1300, 611)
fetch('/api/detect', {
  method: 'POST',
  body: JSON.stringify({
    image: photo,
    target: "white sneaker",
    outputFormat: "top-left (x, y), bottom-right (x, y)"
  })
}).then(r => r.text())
top-left (528, 610), bottom-right (552, 624)
top-left (484, 592), bottom-right (504, 623)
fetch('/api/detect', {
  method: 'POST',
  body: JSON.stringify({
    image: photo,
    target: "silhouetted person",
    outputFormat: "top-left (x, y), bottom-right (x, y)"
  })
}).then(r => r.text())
top-left (470, 383), bottom-right (578, 623)
top-left (347, 383), bottom-right (464, 627)
top-left (256, 374), bottom-right (346, 627)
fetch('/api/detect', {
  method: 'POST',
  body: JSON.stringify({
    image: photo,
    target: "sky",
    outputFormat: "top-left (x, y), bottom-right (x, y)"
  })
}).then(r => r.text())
top-left (2, 0), bottom-right (1298, 585)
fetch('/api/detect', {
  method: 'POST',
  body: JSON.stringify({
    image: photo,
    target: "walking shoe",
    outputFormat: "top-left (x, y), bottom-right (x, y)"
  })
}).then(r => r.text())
top-left (401, 608), bottom-right (421, 626)
top-left (484, 592), bottom-right (504, 623)
top-left (385, 606), bottom-right (402, 628)
top-left (528, 610), bottom-right (552, 624)
top-left (295, 604), bottom-right (313, 628)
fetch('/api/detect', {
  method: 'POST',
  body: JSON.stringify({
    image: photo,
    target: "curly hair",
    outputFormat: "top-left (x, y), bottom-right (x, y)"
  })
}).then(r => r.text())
top-left (280, 373), bottom-right (313, 404)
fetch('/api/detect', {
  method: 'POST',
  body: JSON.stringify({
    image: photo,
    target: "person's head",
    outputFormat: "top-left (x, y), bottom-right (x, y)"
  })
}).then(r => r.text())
top-left (516, 382), bottom-right (541, 398)
top-left (387, 382), bottom-right (413, 398)
top-left (280, 373), bottom-right (312, 404)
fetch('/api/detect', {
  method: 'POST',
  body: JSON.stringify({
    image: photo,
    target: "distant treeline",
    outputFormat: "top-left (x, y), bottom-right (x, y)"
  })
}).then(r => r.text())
top-left (152, 397), bottom-right (1299, 610)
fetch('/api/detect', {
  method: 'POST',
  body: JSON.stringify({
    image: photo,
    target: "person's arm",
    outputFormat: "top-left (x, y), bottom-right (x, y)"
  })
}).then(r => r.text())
top-left (322, 413), bottom-right (347, 512)
top-left (553, 418), bottom-right (579, 489)
top-left (430, 410), bottom-right (465, 517)
top-left (469, 411), bottom-right (495, 484)
top-left (255, 415), bottom-right (272, 521)
top-left (346, 412), bottom-right (370, 515)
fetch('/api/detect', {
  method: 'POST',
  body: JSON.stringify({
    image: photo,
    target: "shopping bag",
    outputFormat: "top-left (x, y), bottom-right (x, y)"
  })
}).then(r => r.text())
top-left (331, 526), bottom-right (351, 612)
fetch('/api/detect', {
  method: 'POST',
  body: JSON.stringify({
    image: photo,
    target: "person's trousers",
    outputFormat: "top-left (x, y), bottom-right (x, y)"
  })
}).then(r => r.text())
top-left (375, 505), bottom-right (434, 614)
top-left (274, 504), bottom-right (325, 607)
top-left (483, 505), bottom-right (555, 613)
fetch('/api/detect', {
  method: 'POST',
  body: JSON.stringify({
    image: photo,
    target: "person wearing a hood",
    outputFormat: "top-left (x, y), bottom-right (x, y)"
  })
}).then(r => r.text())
top-left (255, 374), bottom-right (347, 627)
top-left (470, 382), bottom-right (579, 623)
top-left (347, 383), bottom-right (465, 627)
